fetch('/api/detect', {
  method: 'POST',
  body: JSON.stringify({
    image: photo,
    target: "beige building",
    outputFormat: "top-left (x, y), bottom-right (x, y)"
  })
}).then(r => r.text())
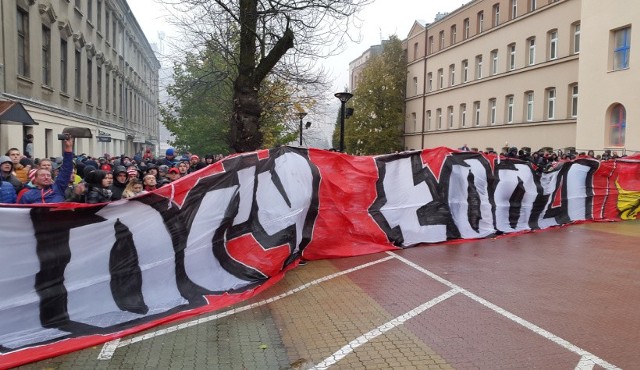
top-left (403, 0), bottom-right (638, 155)
top-left (349, 43), bottom-right (384, 91)
top-left (0, 0), bottom-right (160, 159)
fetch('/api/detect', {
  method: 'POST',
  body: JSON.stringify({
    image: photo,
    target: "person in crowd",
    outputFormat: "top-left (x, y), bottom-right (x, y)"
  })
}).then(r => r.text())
top-left (157, 165), bottom-right (171, 187)
top-left (19, 135), bottom-right (75, 204)
top-left (127, 166), bottom-right (139, 181)
top-left (158, 148), bottom-right (177, 167)
top-left (204, 154), bottom-right (215, 166)
top-left (0, 174), bottom-right (17, 203)
top-left (0, 156), bottom-right (23, 193)
top-left (142, 147), bottom-right (153, 161)
top-left (6, 148), bottom-right (29, 184)
top-left (142, 174), bottom-right (158, 192)
top-left (24, 134), bottom-right (34, 158)
top-left (38, 158), bottom-right (54, 174)
top-left (110, 166), bottom-right (128, 200)
top-left (189, 155), bottom-right (206, 173)
top-left (167, 167), bottom-right (181, 182)
top-left (122, 178), bottom-right (145, 199)
top-left (145, 164), bottom-right (159, 179)
top-left (177, 161), bottom-right (190, 176)
top-left (85, 170), bottom-right (113, 204)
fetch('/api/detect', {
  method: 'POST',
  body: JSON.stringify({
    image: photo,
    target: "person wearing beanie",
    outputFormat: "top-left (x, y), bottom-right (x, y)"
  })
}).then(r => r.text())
top-left (85, 170), bottom-right (113, 204)
top-left (19, 136), bottom-right (75, 204)
top-left (189, 155), bottom-right (205, 173)
top-left (0, 155), bottom-right (23, 193)
top-left (158, 148), bottom-right (177, 167)
top-left (110, 166), bottom-right (128, 200)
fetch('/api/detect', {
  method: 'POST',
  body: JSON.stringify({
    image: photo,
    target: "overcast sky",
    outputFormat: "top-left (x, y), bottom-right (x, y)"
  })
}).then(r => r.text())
top-left (128, 0), bottom-right (464, 147)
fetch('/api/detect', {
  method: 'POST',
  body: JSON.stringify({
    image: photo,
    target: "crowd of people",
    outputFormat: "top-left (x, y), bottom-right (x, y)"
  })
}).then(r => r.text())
top-left (0, 136), bottom-right (225, 205)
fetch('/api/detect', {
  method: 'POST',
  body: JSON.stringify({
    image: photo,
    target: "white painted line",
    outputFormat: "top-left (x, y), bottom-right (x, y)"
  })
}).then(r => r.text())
top-left (388, 252), bottom-right (621, 370)
top-left (97, 338), bottom-right (120, 360)
top-left (98, 255), bottom-right (395, 360)
top-left (311, 288), bottom-right (460, 370)
top-left (575, 355), bottom-right (596, 370)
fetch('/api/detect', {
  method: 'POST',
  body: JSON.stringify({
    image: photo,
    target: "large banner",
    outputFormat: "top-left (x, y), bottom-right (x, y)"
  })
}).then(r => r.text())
top-left (0, 146), bottom-right (638, 367)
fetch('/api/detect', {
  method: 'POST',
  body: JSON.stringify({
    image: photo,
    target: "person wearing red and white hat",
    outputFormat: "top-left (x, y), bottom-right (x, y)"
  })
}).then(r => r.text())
top-left (189, 155), bottom-right (206, 173)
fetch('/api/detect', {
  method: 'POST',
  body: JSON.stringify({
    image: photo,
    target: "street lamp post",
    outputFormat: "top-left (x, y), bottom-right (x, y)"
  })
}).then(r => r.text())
top-left (334, 92), bottom-right (353, 152)
top-left (297, 111), bottom-right (307, 146)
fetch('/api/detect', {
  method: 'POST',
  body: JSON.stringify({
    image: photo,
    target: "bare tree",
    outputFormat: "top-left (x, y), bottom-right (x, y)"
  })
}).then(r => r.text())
top-left (159, 0), bottom-right (372, 152)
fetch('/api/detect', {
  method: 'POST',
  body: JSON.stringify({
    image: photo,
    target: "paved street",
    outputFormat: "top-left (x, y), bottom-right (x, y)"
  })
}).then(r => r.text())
top-left (17, 220), bottom-right (639, 369)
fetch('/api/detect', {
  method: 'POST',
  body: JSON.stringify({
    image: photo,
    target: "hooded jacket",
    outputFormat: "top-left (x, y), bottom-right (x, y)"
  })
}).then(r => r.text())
top-left (0, 178), bottom-right (17, 203)
top-left (19, 152), bottom-right (73, 204)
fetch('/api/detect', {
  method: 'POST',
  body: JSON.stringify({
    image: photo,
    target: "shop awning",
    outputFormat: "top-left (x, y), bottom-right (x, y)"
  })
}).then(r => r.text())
top-left (0, 101), bottom-right (37, 125)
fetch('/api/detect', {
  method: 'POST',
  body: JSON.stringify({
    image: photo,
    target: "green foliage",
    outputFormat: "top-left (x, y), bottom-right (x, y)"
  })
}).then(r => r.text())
top-left (344, 36), bottom-right (407, 155)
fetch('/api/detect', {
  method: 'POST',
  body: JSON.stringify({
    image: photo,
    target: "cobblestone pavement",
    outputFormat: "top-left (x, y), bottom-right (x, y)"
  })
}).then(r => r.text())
top-left (17, 220), bottom-right (639, 369)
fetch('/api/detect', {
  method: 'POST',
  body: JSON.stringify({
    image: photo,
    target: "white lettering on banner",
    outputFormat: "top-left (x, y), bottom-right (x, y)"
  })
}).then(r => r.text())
top-left (234, 167), bottom-right (256, 226)
top-left (256, 153), bottom-right (314, 254)
top-left (0, 208), bottom-right (70, 349)
top-left (566, 163), bottom-right (591, 221)
top-left (184, 187), bottom-right (249, 292)
top-left (538, 171), bottom-right (562, 229)
top-left (379, 157), bottom-right (447, 245)
top-left (449, 159), bottom-right (494, 239)
top-left (494, 164), bottom-right (539, 232)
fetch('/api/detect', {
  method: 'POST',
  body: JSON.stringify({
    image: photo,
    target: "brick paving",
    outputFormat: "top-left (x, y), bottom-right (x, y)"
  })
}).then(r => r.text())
top-left (16, 220), bottom-right (638, 369)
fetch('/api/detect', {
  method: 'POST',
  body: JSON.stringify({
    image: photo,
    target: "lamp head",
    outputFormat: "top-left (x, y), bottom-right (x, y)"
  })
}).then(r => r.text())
top-left (297, 111), bottom-right (307, 119)
top-left (334, 92), bottom-right (353, 103)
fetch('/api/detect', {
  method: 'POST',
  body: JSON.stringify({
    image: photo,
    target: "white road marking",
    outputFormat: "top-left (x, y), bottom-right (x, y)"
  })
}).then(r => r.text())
top-left (575, 355), bottom-right (596, 370)
top-left (389, 252), bottom-right (620, 370)
top-left (98, 255), bottom-right (395, 360)
top-left (311, 288), bottom-right (461, 370)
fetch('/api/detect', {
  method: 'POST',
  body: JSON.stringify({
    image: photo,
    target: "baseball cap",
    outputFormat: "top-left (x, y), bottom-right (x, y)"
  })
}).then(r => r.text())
top-left (168, 168), bottom-right (180, 174)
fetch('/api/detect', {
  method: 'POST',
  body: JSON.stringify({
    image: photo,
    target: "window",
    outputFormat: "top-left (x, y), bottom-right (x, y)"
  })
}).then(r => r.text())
top-left (489, 98), bottom-right (497, 125)
top-left (462, 60), bottom-right (469, 82)
top-left (511, 0), bottom-right (518, 19)
top-left (475, 55), bottom-right (483, 79)
top-left (17, 7), bottom-right (30, 77)
top-left (474, 101), bottom-right (481, 126)
top-left (411, 112), bottom-right (417, 132)
top-left (548, 30), bottom-right (558, 60)
top-left (527, 37), bottom-right (536, 65)
top-left (448, 106), bottom-right (454, 128)
top-left (439, 31), bottom-right (445, 49)
top-left (493, 4), bottom-right (500, 27)
top-left (477, 11), bottom-right (484, 33)
top-left (526, 91), bottom-right (534, 121)
top-left (428, 36), bottom-right (434, 54)
top-left (413, 42), bottom-right (419, 60)
top-left (546, 88), bottom-right (556, 119)
top-left (112, 19), bottom-right (117, 49)
top-left (506, 95), bottom-right (514, 123)
top-left (573, 23), bottom-right (581, 53)
top-left (438, 69), bottom-right (444, 89)
top-left (437, 108), bottom-right (442, 129)
top-left (609, 104), bottom-right (626, 146)
top-left (570, 84), bottom-right (578, 117)
top-left (106, 71), bottom-right (110, 111)
top-left (88, 0), bottom-right (93, 22)
top-left (75, 49), bottom-right (81, 99)
top-left (97, 66), bottom-right (102, 107)
top-left (508, 44), bottom-right (516, 70)
top-left (451, 25), bottom-right (457, 44)
top-left (449, 64), bottom-right (456, 86)
top-left (426, 110), bottom-right (432, 130)
top-left (42, 26), bottom-right (51, 86)
top-left (412, 76), bottom-right (418, 95)
top-left (491, 49), bottom-right (498, 75)
top-left (529, 0), bottom-right (537, 12)
top-left (460, 104), bottom-right (467, 127)
top-left (613, 27), bottom-right (631, 70)
top-left (60, 39), bottom-right (68, 92)
top-left (113, 76), bottom-right (117, 113)
top-left (463, 18), bottom-right (470, 39)
top-left (427, 72), bottom-right (433, 91)
top-left (87, 58), bottom-right (93, 103)
top-left (97, 0), bottom-right (102, 32)
top-left (106, 11), bottom-right (110, 42)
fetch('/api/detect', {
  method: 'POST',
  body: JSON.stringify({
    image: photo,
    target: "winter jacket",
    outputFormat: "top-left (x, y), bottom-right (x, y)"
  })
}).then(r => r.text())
top-left (19, 152), bottom-right (73, 204)
top-left (0, 179), bottom-right (16, 203)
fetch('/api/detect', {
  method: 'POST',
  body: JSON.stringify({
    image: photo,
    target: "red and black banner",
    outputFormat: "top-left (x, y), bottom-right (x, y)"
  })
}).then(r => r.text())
top-left (0, 146), bottom-right (638, 368)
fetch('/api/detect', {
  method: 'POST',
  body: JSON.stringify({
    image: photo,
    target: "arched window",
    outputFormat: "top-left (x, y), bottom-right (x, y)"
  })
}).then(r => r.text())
top-left (609, 104), bottom-right (626, 146)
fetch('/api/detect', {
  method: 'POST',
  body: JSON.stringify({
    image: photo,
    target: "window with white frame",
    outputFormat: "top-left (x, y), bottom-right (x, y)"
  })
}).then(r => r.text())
top-left (428, 36), bottom-right (434, 54)
top-left (448, 106), bottom-right (454, 128)
top-left (476, 55), bottom-right (483, 79)
top-left (491, 49), bottom-right (498, 75)
top-left (548, 30), bottom-right (558, 60)
top-left (438, 68), bottom-right (444, 89)
top-left (413, 42), bottom-right (419, 60)
top-left (437, 108), bottom-right (443, 129)
top-left (460, 103), bottom-right (467, 127)
top-left (570, 84), bottom-right (578, 117)
top-left (528, 37), bottom-right (536, 65)
top-left (427, 73), bottom-right (433, 91)
top-left (449, 64), bottom-right (456, 86)
top-left (478, 11), bottom-right (484, 33)
top-left (509, 43), bottom-right (516, 70)
top-left (489, 98), bottom-right (497, 125)
top-left (506, 95), bottom-right (514, 123)
top-left (439, 31), bottom-right (445, 49)
top-left (451, 25), bottom-right (457, 44)
top-left (462, 59), bottom-right (469, 82)
top-left (511, 0), bottom-right (518, 19)
top-left (474, 101), bottom-right (481, 126)
top-left (573, 23), bottom-right (581, 53)
top-left (463, 18), bottom-right (470, 39)
top-left (547, 88), bottom-right (556, 119)
top-left (613, 27), bottom-right (631, 70)
top-left (526, 91), bottom-right (534, 121)
top-left (412, 76), bottom-right (418, 95)
top-left (426, 110), bottom-right (432, 130)
top-left (493, 4), bottom-right (500, 27)
top-left (529, 0), bottom-right (537, 12)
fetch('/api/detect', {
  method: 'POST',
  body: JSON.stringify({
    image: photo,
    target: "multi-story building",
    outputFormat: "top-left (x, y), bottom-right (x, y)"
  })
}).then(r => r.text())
top-left (0, 0), bottom-right (160, 159)
top-left (404, 0), bottom-right (638, 155)
top-left (349, 43), bottom-right (384, 91)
